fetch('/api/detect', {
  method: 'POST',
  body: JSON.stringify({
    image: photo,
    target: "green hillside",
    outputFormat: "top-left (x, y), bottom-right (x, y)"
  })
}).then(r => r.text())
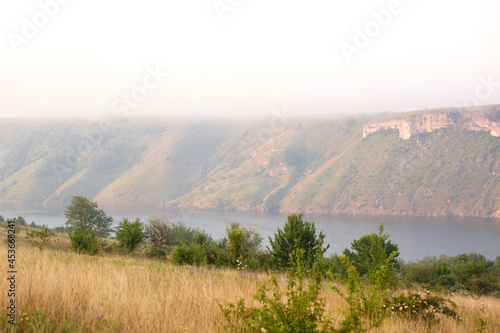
top-left (0, 105), bottom-right (499, 218)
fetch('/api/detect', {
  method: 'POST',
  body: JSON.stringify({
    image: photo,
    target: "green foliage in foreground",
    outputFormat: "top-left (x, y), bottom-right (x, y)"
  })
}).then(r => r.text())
top-left (69, 227), bottom-right (100, 255)
top-left (337, 224), bottom-right (399, 289)
top-left (115, 218), bottom-right (144, 253)
top-left (219, 240), bottom-right (462, 333)
top-left (219, 247), bottom-right (335, 332)
top-left (268, 213), bottom-right (328, 270)
top-left (402, 253), bottom-right (500, 296)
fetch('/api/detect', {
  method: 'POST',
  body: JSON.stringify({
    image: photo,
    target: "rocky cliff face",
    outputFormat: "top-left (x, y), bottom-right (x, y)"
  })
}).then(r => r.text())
top-left (363, 108), bottom-right (500, 139)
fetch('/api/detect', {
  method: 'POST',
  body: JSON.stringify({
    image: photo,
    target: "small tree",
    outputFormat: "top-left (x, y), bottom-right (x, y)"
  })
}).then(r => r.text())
top-left (69, 227), bottom-right (99, 255)
top-left (226, 221), bottom-right (263, 265)
top-left (268, 214), bottom-right (328, 270)
top-left (219, 246), bottom-right (334, 332)
top-left (342, 223), bottom-right (399, 288)
top-left (115, 218), bottom-right (145, 253)
top-left (64, 196), bottom-right (113, 237)
top-left (144, 214), bottom-right (171, 259)
top-left (25, 227), bottom-right (53, 251)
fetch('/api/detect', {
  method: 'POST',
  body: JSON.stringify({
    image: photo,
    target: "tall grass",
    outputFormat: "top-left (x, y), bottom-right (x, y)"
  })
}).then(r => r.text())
top-left (1, 226), bottom-right (499, 332)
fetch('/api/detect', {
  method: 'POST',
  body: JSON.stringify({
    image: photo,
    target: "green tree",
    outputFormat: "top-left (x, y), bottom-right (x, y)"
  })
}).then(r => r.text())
top-left (342, 223), bottom-right (399, 288)
top-left (16, 216), bottom-right (27, 226)
top-left (268, 214), bottom-right (328, 270)
top-left (64, 196), bottom-right (113, 237)
top-left (226, 221), bottom-right (263, 264)
top-left (115, 218), bottom-right (145, 253)
top-left (69, 227), bottom-right (100, 255)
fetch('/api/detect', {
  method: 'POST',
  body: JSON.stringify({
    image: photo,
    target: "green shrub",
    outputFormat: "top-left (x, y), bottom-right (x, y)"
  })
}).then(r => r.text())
top-left (25, 227), bottom-right (53, 251)
top-left (219, 247), bottom-right (334, 332)
top-left (226, 221), bottom-right (263, 265)
top-left (146, 247), bottom-right (167, 260)
top-left (171, 240), bottom-right (229, 267)
top-left (401, 255), bottom-right (456, 292)
top-left (450, 253), bottom-right (496, 294)
top-left (69, 227), bottom-right (100, 255)
top-left (16, 216), bottom-right (27, 226)
top-left (385, 291), bottom-right (460, 324)
top-left (331, 255), bottom-right (392, 332)
top-left (115, 218), bottom-right (145, 253)
top-left (268, 214), bottom-right (328, 270)
top-left (342, 223), bottom-right (399, 289)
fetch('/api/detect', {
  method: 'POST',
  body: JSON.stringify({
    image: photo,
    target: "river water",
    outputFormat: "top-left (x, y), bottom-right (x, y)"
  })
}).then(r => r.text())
top-left (2, 205), bottom-right (499, 262)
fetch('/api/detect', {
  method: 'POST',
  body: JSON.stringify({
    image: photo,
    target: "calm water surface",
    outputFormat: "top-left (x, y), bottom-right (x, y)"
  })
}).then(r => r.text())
top-left (2, 205), bottom-right (499, 262)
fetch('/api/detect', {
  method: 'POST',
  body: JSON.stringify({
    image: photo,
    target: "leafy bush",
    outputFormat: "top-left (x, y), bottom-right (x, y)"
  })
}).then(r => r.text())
top-left (25, 227), bottom-right (53, 251)
top-left (342, 224), bottom-right (399, 288)
top-left (401, 255), bottom-right (456, 292)
top-left (171, 240), bottom-right (229, 267)
top-left (15, 216), bottom-right (27, 226)
top-left (69, 227), bottom-right (100, 255)
top-left (226, 221), bottom-right (263, 265)
top-left (450, 253), bottom-right (496, 294)
top-left (268, 214), bottom-right (328, 270)
top-left (330, 255), bottom-right (392, 332)
top-left (144, 214), bottom-right (172, 252)
top-left (219, 247), bottom-right (334, 332)
top-left (170, 222), bottom-right (212, 246)
top-left (115, 218), bottom-right (145, 253)
top-left (402, 253), bottom-right (499, 295)
top-left (385, 291), bottom-right (460, 324)
top-left (146, 247), bottom-right (168, 260)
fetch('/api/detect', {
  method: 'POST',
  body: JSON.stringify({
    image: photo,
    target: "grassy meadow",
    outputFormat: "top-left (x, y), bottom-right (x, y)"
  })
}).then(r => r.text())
top-left (1, 224), bottom-right (499, 332)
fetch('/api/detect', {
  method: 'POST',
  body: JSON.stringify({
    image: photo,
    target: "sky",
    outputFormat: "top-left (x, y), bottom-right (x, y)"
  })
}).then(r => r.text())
top-left (1, 0), bottom-right (499, 118)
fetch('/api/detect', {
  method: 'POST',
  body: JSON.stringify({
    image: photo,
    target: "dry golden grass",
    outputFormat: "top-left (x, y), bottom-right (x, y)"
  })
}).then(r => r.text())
top-left (1, 225), bottom-right (499, 332)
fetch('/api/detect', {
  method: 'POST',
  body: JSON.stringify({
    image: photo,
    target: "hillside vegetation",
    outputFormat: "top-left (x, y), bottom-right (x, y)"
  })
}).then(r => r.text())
top-left (1, 222), bottom-right (499, 332)
top-left (0, 105), bottom-right (499, 218)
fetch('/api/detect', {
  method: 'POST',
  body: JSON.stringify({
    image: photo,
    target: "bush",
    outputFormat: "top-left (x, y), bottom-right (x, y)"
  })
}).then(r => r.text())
top-left (226, 221), bottom-right (263, 265)
top-left (25, 227), bottom-right (53, 251)
top-left (219, 247), bottom-right (334, 332)
top-left (69, 227), bottom-right (100, 255)
top-left (331, 255), bottom-right (392, 332)
top-left (115, 218), bottom-right (145, 253)
top-left (342, 223), bottom-right (399, 288)
top-left (401, 255), bottom-right (456, 292)
top-left (402, 253), bottom-right (499, 295)
top-left (146, 247), bottom-right (168, 260)
top-left (171, 240), bottom-right (229, 267)
top-left (144, 214), bottom-right (172, 251)
top-left (450, 253), bottom-right (496, 294)
top-left (16, 216), bottom-right (27, 226)
top-left (170, 222), bottom-right (212, 246)
top-left (268, 214), bottom-right (328, 270)
top-left (385, 291), bottom-right (460, 324)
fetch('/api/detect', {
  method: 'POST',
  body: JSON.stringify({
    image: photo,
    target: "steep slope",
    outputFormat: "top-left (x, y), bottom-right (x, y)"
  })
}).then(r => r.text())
top-left (0, 105), bottom-right (498, 218)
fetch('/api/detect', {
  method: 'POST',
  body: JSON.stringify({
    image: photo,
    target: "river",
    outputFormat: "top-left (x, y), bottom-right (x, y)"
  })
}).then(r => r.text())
top-left (1, 205), bottom-right (499, 262)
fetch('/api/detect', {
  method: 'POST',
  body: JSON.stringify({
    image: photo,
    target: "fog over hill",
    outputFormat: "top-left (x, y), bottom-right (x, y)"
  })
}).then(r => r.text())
top-left (1, 105), bottom-right (499, 218)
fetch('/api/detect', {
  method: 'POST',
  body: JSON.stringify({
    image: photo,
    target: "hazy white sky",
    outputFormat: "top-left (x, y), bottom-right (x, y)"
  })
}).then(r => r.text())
top-left (1, 0), bottom-right (499, 118)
